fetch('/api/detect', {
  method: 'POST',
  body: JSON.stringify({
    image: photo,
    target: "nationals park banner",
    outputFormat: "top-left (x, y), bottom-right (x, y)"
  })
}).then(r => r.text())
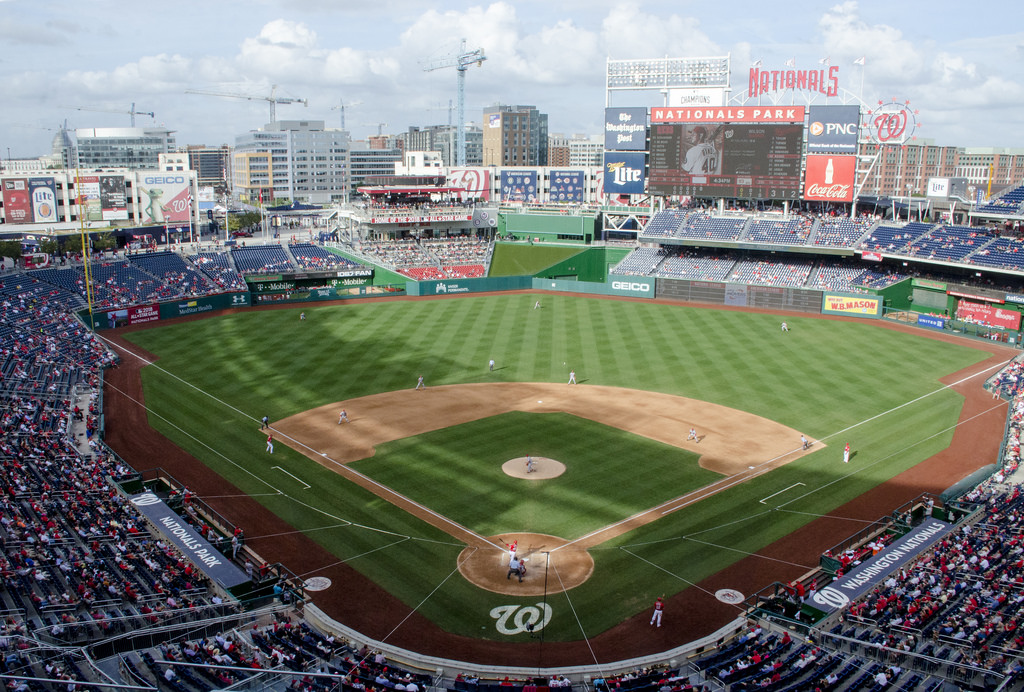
top-left (822, 293), bottom-right (882, 318)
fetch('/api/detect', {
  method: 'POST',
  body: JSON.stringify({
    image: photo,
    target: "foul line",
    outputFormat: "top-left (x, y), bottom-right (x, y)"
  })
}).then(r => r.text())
top-left (759, 483), bottom-right (805, 505)
top-left (272, 466), bottom-right (311, 489)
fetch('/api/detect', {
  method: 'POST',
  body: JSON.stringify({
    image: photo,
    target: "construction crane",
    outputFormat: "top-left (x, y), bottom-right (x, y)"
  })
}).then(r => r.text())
top-left (423, 38), bottom-right (486, 166)
top-left (330, 99), bottom-right (362, 130)
top-left (361, 123), bottom-right (388, 137)
top-left (66, 102), bottom-right (154, 127)
top-left (184, 85), bottom-right (307, 122)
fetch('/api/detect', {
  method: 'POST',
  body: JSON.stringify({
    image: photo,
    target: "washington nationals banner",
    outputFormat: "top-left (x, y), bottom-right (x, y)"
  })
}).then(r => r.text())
top-left (811, 518), bottom-right (954, 612)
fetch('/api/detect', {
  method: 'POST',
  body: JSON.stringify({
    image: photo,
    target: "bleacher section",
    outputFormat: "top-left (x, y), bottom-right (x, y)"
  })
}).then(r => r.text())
top-left (860, 221), bottom-right (934, 253)
top-left (905, 225), bottom-right (996, 263)
top-left (640, 210), bottom-right (689, 238)
top-left (976, 184), bottom-right (1024, 215)
top-left (189, 251), bottom-right (247, 291)
top-left (288, 243), bottom-right (363, 271)
top-left (728, 259), bottom-right (814, 287)
top-left (683, 213), bottom-right (748, 241)
top-left (743, 216), bottom-right (814, 245)
top-left (230, 245), bottom-right (295, 275)
top-left (813, 217), bottom-right (875, 247)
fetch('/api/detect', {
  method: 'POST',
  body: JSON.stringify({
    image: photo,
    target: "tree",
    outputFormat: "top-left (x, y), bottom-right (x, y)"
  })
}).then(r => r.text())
top-left (37, 237), bottom-right (59, 256)
top-left (0, 240), bottom-right (22, 265)
top-left (92, 232), bottom-right (117, 252)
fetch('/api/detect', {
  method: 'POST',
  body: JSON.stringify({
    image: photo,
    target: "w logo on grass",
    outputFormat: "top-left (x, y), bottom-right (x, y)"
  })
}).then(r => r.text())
top-left (490, 603), bottom-right (552, 635)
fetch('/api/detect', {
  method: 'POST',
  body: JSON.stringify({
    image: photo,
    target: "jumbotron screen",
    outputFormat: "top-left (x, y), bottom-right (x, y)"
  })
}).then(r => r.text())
top-left (648, 107), bottom-right (805, 199)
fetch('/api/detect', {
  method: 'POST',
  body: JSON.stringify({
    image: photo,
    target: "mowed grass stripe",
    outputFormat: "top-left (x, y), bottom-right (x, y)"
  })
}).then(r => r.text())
top-left (123, 293), bottom-right (990, 640)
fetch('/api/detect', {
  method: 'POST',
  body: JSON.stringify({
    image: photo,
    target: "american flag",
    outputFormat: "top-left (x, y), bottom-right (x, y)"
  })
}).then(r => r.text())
top-left (186, 192), bottom-right (193, 208)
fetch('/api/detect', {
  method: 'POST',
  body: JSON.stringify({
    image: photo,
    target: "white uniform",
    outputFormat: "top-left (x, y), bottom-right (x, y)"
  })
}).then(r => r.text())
top-left (489, 359), bottom-right (495, 371)
top-left (338, 410), bottom-right (348, 424)
top-left (568, 370), bottom-right (576, 385)
top-left (683, 142), bottom-right (719, 175)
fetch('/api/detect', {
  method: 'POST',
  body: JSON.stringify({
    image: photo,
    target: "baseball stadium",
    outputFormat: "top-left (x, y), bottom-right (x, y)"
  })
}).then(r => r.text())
top-left (7, 62), bottom-right (1024, 692)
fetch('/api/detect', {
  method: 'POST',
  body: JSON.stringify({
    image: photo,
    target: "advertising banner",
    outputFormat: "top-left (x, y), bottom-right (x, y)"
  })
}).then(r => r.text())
top-left (806, 105), bottom-right (860, 154)
top-left (603, 152), bottom-right (646, 195)
top-left (822, 293), bottom-right (882, 317)
top-left (29, 178), bottom-right (58, 223)
top-left (957, 301), bottom-right (1022, 330)
top-left (604, 107), bottom-right (648, 151)
top-left (136, 172), bottom-right (191, 224)
top-left (500, 170), bottom-right (538, 202)
top-left (100, 175), bottom-right (129, 220)
top-left (531, 277), bottom-right (655, 299)
top-left (803, 155), bottom-right (856, 202)
top-left (811, 518), bottom-right (954, 613)
top-left (448, 168), bottom-right (491, 201)
top-left (862, 251), bottom-right (883, 262)
top-left (927, 178), bottom-right (950, 198)
top-left (917, 314), bottom-right (946, 329)
top-left (78, 176), bottom-right (103, 221)
top-left (548, 170), bottom-right (584, 203)
top-left (2, 179), bottom-right (31, 223)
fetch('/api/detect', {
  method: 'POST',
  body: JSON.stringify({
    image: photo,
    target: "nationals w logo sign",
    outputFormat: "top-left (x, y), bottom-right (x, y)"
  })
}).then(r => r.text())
top-left (867, 100), bottom-right (920, 145)
top-left (489, 603), bottom-right (552, 635)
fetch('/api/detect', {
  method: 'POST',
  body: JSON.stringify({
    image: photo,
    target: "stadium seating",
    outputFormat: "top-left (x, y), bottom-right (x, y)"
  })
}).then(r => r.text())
top-left (860, 221), bottom-right (934, 253)
top-left (904, 225), bottom-right (996, 263)
top-left (813, 217), bottom-right (876, 247)
top-left (975, 184), bottom-right (1024, 215)
top-left (743, 216), bottom-right (814, 245)
top-left (230, 245), bottom-right (295, 275)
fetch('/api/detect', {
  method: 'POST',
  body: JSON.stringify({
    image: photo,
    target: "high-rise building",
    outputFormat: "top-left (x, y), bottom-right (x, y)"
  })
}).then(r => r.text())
top-left (348, 144), bottom-right (404, 199)
top-left (185, 145), bottom-right (232, 191)
top-left (482, 105), bottom-right (548, 167)
top-left (232, 120), bottom-right (349, 205)
top-left (548, 133), bottom-right (603, 168)
top-left (72, 127), bottom-right (176, 170)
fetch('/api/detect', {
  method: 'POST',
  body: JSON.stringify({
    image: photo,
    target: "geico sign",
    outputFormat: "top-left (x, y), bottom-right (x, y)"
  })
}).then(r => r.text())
top-left (143, 176), bottom-right (186, 185)
top-left (611, 281), bottom-right (650, 292)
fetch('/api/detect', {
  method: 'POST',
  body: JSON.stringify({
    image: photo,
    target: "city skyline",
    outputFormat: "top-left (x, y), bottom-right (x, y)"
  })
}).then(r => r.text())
top-left (2, 0), bottom-right (1023, 160)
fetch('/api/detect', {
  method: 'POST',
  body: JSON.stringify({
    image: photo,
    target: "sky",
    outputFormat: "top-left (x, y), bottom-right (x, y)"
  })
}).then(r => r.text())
top-left (2, 0), bottom-right (1024, 160)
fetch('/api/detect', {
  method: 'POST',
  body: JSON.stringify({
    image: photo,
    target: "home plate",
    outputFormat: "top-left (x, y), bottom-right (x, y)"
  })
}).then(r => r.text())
top-left (538, 400), bottom-right (543, 403)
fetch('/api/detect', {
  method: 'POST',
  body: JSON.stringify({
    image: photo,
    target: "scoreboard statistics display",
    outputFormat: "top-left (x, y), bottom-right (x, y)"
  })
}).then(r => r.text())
top-left (648, 106), bottom-right (805, 200)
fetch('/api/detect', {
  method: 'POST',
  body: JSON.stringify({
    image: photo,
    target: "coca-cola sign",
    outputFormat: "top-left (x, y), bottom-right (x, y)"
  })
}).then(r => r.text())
top-left (803, 154), bottom-right (856, 202)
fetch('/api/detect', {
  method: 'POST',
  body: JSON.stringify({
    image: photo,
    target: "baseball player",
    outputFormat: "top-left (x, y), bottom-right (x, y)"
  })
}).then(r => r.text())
top-left (266, 434), bottom-right (274, 454)
top-left (502, 539), bottom-right (518, 562)
top-left (568, 370), bottom-right (576, 385)
top-left (415, 375), bottom-right (425, 390)
top-left (682, 126), bottom-right (719, 175)
top-left (261, 415), bottom-right (269, 429)
top-left (843, 443), bottom-right (850, 463)
top-left (507, 556), bottom-right (524, 582)
top-left (687, 428), bottom-right (699, 443)
top-left (650, 596), bottom-right (665, 627)
top-left (801, 435), bottom-right (809, 450)
top-left (489, 359), bottom-right (495, 372)
top-left (338, 409), bottom-right (348, 424)
top-left (526, 455), bottom-right (535, 473)
top-left (781, 321), bottom-right (789, 332)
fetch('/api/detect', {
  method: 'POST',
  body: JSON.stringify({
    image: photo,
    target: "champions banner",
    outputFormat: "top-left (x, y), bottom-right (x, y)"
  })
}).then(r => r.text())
top-left (822, 293), bottom-right (882, 318)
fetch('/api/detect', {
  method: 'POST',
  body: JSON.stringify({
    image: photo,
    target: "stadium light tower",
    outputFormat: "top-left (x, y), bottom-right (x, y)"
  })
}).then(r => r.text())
top-left (423, 38), bottom-right (486, 167)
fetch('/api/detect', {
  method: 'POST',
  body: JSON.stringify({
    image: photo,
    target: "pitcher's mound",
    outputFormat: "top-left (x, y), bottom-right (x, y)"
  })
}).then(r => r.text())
top-left (502, 456), bottom-right (565, 479)
top-left (458, 533), bottom-right (594, 595)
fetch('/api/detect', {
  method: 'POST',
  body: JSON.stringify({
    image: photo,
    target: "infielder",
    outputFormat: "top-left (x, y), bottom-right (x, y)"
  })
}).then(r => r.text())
top-left (338, 409), bottom-right (348, 424)
top-left (415, 375), bottom-right (425, 390)
top-left (650, 596), bottom-right (665, 627)
top-left (526, 455), bottom-right (535, 473)
top-left (687, 428), bottom-right (699, 442)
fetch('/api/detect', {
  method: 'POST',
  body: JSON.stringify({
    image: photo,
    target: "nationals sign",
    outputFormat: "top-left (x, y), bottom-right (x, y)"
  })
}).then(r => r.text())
top-left (803, 155), bottom-right (856, 202)
top-left (956, 301), bottom-right (1022, 330)
top-left (866, 100), bottom-right (919, 145)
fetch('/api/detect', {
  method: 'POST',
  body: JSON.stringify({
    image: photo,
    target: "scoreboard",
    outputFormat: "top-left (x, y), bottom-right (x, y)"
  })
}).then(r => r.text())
top-left (647, 117), bottom-right (806, 199)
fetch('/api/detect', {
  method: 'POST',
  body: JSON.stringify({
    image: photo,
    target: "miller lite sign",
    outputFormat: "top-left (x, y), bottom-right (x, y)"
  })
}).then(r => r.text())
top-left (803, 155), bottom-right (855, 202)
top-left (603, 152), bottom-right (646, 195)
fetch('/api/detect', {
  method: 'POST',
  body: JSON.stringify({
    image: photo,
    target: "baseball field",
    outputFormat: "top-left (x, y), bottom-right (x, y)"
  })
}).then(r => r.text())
top-left (103, 291), bottom-right (1009, 661)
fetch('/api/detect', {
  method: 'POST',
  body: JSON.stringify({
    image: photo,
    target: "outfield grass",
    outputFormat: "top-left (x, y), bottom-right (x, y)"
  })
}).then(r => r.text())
top-left (122, 293), bottom-right (991, 641)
